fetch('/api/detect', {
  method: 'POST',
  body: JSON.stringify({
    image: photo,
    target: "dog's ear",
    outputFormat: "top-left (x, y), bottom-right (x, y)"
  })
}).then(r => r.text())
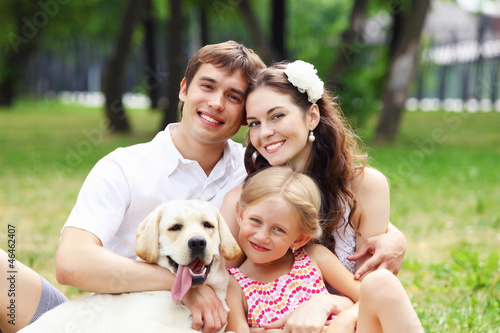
top-left (217, 210), bottom-right (242, 261)
top-left (135, 205), bottom-right (162, 263)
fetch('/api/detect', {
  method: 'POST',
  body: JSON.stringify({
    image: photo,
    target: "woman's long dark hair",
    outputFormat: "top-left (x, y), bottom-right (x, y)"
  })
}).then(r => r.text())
top-left (244, 62), bottom-right (367, 250)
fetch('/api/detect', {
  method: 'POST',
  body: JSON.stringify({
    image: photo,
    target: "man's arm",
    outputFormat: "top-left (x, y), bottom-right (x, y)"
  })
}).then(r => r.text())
top-left (56, 227), bottom-right (227, 333)
top-left (56, 227), bottom-right (172, 293)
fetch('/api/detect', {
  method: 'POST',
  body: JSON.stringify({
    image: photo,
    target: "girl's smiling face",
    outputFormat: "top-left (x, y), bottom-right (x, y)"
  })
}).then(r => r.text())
top-left (246, 87), bottom-right (319, 172)
top-left (237, 197), bottom-right (305, 265)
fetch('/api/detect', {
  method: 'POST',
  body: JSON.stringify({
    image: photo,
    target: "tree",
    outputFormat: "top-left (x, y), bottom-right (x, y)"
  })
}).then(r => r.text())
top-left (143, 0), bottom-right (161, 109)
top-left (238, 0), bottom-right (274, 64)
top-left (271, 0), bottom-right (286, 60)
top-left (101, 0), bottom-right (144, 132)
top-left (374, 0), bottom-right (430, 142)
top-left (238, 0), bottom-right (287, 63)
top-left (0, 1), bottom-right (46, 106)
top-left (161, 0), bottom-right (184, 128)
top-left (199, 1), bottom-right (209, 45)
top-left (328, 0), bottom-right (369, 84)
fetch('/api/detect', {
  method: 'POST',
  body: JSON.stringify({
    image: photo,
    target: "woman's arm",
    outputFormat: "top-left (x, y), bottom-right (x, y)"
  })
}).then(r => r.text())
top-left (220, 185), bottom-right (247, 268)
top-left (349, 167), bottom-right (394, 280)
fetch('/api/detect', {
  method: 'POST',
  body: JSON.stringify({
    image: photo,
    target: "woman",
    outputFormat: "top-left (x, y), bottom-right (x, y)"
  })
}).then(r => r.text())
top-left (221, 60), bottom-right (407, 331)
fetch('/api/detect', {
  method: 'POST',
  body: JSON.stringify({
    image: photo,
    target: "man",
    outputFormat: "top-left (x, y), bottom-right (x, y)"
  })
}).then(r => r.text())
top-left (0, 41), bottom-right (265, 333)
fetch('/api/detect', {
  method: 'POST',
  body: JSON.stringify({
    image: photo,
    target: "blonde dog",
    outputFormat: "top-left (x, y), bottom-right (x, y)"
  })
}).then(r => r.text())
top-left (20, 200), bottom-right (241, 333)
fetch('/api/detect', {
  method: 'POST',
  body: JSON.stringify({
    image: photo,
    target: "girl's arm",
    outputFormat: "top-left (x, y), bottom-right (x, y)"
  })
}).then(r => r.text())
top-left (308, 244), bottom-right (361, 333)
top-left (225, 276), bottom-right (251, 333)
top-left (307, 244), bottom-right (361, 303)
top-left (263, 245), bottom-right (359, 332)
top-left (349, 167), bottom-right (392, 280)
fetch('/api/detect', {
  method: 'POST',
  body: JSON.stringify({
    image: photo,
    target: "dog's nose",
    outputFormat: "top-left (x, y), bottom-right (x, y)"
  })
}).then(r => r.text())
top-left (188, 237), bottom-right (207, 252)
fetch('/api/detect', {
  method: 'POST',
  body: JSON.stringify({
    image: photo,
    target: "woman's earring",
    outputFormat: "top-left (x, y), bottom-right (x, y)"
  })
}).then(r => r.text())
top-left (291, 246), bottom-right (295, 254)
top-left (309, 130), bottom-right (316, 142)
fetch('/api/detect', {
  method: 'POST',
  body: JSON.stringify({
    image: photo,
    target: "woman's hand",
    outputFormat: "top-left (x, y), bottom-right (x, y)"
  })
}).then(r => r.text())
top-left (262, 294), bottom-right (353, 333)
top-left (348, 223), bottom-right (406, 280)
top-left (182, 285), bottom-right (227, 333)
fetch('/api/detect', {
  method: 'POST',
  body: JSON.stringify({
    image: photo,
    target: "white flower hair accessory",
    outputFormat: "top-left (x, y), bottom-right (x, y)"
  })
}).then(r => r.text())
top-left (284, 60), bottom-right (324, 103)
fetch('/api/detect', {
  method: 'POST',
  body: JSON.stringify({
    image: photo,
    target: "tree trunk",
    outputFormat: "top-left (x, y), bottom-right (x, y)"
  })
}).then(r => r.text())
top-left (102, 0), bottom-right (144, 132)
top-left (490, 58), bottom-right (499, 103)
top-left (199, 2), bottom-right (209, 45)
top-left (143, 0), bottom-right (160, 109)
top-left (271, 0), bottom-right (286, 60)
top-left (161, 0), bottom-right (184, 129)
top-left (0, 44), bottom-right (36, 106)
top-left (0, 3), bottom-right (42, 107)
top-left (438, 65), bottom-right (448, 101)
top-left (238, 0), bottom-right (274, 64)
top-left (388, 1), bottom-right (405, 59)
top-left (475, 15), bottom-right (489, 99)
top-left (328, 0), bottom-right (369, 84)
top-left (462, 62), bottom-right (471, 101)
top-left (374, 0), bottom-right (430, 143)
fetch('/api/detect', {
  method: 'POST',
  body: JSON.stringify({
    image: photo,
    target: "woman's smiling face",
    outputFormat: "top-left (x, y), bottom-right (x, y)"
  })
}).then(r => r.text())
top-left (246, 87), bottom-right (317, 171)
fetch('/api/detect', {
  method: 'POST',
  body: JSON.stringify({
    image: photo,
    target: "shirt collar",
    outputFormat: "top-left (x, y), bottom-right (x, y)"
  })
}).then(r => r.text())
top-left (160, 123), bottom-right (185, 176)
top-left (160, 123), bottom-right (238, 179)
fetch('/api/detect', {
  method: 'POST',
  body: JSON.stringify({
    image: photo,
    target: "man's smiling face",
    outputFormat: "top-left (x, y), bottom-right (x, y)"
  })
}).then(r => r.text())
top-left (178, 63), bottom-right (247, 145)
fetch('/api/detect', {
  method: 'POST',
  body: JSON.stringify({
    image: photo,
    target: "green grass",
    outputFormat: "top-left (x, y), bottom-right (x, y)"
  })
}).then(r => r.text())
top-left (1, 100), bottom-right (499, 331)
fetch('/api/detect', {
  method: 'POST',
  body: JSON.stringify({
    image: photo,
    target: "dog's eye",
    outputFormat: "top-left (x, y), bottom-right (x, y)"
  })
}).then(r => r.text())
top-left (202, 221), bottom-right (214, 229)
top-left (168, 224), bottom-right (182, 231)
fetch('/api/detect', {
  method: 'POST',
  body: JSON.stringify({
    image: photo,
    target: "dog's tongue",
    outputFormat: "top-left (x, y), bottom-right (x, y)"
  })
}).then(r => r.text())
top-left (172, 264), bottom-right (193, 302)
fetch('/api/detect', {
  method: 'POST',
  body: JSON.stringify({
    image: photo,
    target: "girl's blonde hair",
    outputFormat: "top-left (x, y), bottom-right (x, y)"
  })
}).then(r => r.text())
top-left (238, 166), bottom-right (323, 241)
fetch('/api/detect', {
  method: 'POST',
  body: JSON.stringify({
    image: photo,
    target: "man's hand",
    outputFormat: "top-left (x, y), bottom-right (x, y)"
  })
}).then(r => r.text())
top-left (182, 285), bottom-right (227, 333)
top-left (348, 224), bottom-right (406, 280)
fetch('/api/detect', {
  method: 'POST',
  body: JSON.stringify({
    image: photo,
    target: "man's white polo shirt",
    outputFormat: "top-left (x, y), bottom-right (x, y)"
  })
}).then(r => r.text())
top-left (63, 123), bottom-right (246, 259)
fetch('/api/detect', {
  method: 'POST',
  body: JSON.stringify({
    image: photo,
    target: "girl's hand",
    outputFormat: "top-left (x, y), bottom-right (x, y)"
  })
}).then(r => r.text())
top-left (262, 294), bottom-right (351, 333)
top-left (250, 329), bottom-right (283, 333)
top-left (324, 304), bottom-right (358, 333)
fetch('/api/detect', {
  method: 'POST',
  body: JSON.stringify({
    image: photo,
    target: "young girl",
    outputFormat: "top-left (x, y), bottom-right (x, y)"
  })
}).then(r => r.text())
top-left (225, 167), bottom-right (423, 333)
